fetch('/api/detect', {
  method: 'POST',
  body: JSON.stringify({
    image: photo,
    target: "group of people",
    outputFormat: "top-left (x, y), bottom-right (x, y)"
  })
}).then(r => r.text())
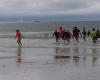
top-left (53, 27), bottom-right (72, 43)
top-left (15, 27), bottom-right (100, 47)
top-left (53, 26), bottom-right (100, 44)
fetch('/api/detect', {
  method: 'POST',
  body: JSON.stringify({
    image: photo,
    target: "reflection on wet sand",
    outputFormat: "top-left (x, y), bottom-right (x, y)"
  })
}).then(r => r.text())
top-left (55, 47), bottom-right (71, 59)
top-left (16, 47), bottom-right (22, 63)
top-left (92, 48), bottom-right (98, 66)
top-left (54, 46), bottom-right (80, 65)
top-left (54, 45), bottom-right (99, 66)
top-left (54, 47), bottom-right (71, 63)
top-left (15, 43), bottom-right (99, 67)
top-left (72, 47), bottom-right (80, 65)
top-left (82, 47), bottom-right (87, 63)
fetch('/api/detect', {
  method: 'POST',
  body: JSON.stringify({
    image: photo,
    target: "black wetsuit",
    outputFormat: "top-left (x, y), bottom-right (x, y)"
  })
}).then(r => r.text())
top-left (87, 31), bottom-right (90, 36)
top-left (53, 31), bottom-right (60, 42)
top-left (73, 28), bottom-right (80, 41)
top-left (82, 30), bottom-right (87, 41)
top-left (64, 31), bottom-right (71, 42)
top-left (96, 30), bottom-right (100, 40)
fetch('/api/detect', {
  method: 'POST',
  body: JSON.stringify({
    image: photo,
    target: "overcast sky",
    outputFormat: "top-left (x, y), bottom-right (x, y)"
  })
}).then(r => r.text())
top-left (0, 0), bottom-right (100, 20)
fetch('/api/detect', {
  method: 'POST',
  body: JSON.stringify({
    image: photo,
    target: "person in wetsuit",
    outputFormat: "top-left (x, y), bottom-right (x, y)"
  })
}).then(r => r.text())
top-left (64, 30), bottom-right (72, 43)
top-left (53, 29), bottom-right (60, 42)
top-left (82, 27), bottom-right (87, 41)
top-left (87, 30), bottom-right (90, 37)
top-left (72, 27), bottom-right (82, 42)
top-left (96, 29), bottom-right (100, 40)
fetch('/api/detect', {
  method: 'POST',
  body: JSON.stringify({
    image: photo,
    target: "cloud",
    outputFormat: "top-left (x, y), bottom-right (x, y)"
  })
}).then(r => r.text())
top-left (0, 0), bottom-right (100, 17)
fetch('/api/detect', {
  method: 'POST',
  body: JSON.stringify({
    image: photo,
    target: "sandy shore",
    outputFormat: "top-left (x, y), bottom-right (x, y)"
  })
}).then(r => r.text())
top-left (0, 38), bottom-right (100, 80)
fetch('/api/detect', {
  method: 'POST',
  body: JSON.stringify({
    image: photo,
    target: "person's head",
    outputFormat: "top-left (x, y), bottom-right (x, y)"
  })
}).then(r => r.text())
top-left (16, 29), bottom-right (19, 32)
top-left (83, 27), bottom-right (85, 30)
top-left (92, 28), bottom-right (95, 31)
top-left (59, 26), bottom-right (63, 29)
top-left (73, 27), bottom-right (77, 30)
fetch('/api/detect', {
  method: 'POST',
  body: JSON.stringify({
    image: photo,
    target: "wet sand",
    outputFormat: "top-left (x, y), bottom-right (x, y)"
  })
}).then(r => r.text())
top-left (0, 38), bottom-right (100, 80)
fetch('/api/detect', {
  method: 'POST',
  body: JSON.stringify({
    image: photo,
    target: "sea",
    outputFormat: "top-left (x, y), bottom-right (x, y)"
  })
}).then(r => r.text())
top-left (0, 21), bottom-right (100, 38)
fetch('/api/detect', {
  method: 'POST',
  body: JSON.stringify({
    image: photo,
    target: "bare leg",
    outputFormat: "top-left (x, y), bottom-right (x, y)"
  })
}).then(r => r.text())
top-left (17, 40), bottom-right (20, 46)
top-left (17, 39), bottom-right (22, 47)
top-left (19, 41), bottom-right (22, 46)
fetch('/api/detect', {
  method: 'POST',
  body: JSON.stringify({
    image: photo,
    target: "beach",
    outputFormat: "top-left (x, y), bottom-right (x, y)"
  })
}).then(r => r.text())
top-left (0, 21), bottom-right (100, 80)
top-left (0, 38), bottom-right (100, 80)
top-left (0, 0), bottom-right (100, 79)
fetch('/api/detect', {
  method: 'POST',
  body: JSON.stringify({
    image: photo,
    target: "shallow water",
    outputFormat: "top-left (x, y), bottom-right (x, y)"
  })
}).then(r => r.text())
top-left (0, 38), bottom-right (100, 80)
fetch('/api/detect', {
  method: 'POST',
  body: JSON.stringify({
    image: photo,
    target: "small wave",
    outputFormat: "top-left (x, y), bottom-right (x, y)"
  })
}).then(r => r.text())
top-left (0, 31), bottom-right (53, 38)
top-left (0, 56), bottom-right (16, 59)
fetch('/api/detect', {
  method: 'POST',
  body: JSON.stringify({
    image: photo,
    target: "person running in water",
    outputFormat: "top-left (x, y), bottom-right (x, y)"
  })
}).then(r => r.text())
top-left (96, 29), bottom-right (100, 40)
top-left (82, 27), bottom-right (87, 41)
top-left (90, 28), bottom-right (97, 43)
top-left (72, 27), bottom-right (82, 42)
top-left (53, 29), bottom-right (60, 42)
top-left (59, 26), bottom-right (65, 39)
top-left (58, 26), bottom-right (65, 43)
top-left (87, 30), bottom-right (90, 37)
top-left (64, 30), bottom-right (72, 43)
top-left (15, 29), bottom-right (24, 47)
